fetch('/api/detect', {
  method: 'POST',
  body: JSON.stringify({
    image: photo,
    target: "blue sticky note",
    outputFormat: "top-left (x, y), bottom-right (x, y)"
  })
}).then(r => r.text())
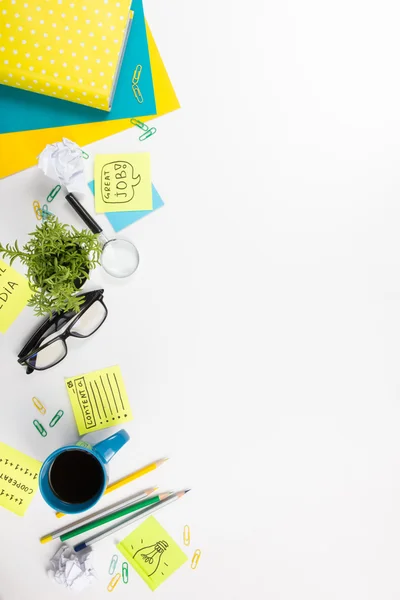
top-left (0, 0), bottom-right (156, 134)
top-left (88, 180), bottom-right (164, 233)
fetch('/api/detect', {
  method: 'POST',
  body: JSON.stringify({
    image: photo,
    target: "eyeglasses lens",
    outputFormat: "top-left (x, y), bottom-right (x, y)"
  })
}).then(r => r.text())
top-left (27, 338), bottom-right (67, 370)
top-left (70, 301), bottom-right (107, 337)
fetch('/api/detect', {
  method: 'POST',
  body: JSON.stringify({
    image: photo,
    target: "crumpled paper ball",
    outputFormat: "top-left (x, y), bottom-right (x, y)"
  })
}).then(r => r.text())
top-left (38, 138), bottom-right (89, 195)
top-left (48, 543), bottom-right (97, 592)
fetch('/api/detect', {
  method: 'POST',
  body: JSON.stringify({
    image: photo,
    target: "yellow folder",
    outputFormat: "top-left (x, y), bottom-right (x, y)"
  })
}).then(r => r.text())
top-left (0, 0), bottom-right (133, 110)
top-left (0, 23), bottom-right (179, 179)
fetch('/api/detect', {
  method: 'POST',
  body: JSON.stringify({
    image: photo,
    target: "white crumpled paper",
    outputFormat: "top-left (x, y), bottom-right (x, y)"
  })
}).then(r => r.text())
top-left (38, 138), bottom-right (89, 195)
top-left (48, 543), bottom-right (97, 592)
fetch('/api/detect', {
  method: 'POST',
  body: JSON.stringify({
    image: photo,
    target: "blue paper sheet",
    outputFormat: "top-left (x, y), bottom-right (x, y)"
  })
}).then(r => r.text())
top-left (88, 180), bottom-right (164, 233)
top-left (0, 0), bottom-right (156, 134)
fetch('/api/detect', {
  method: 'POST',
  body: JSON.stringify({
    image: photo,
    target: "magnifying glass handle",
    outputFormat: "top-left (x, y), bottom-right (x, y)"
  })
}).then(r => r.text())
top-left (65, 193), bottom-right (103, 235)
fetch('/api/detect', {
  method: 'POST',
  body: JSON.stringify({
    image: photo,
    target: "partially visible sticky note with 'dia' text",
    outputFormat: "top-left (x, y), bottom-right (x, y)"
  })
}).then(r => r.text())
top-left (0, 443), bottom-right (41, 516)
top-left (117, 516), bottom-right (188, 591)
top-left (65, 366), bottom-right (133, 435)
top-left (0, 260), bottom-right (32, 333)
top-left (95, 153), bottom-right (152, 213)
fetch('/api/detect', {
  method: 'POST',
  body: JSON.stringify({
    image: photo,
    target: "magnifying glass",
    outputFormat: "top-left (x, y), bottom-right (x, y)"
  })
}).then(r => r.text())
top-left (65, 193), bottom-right (139, 279)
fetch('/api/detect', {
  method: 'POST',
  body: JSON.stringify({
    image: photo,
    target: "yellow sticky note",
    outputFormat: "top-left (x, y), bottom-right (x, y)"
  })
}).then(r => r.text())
top-left (117, 517), bottom-right (188, 591)
top-left (0, 260), bottom-right (32, 334)
top-left (94, 153), bottom-right (152, 213)
top-left (65, 366), bottom-right (133, 435)
top-left (0, 443), bottom-right (41, 516)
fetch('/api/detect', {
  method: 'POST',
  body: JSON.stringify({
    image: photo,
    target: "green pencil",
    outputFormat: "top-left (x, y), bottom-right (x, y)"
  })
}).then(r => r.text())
top-left (60, 493), bottom-right (170, 542)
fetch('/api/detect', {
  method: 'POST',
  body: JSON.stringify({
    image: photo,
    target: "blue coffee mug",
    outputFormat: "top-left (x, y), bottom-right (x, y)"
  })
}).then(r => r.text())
top-left (39, 429), bottom-right (130, 514)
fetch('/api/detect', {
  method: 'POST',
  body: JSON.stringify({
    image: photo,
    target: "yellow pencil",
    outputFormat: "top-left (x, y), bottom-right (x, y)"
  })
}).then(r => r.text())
top-left (55, 458), bottom-right (169, 518)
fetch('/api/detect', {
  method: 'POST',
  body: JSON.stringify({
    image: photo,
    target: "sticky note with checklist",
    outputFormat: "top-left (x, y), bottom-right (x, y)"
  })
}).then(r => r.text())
top-left (65, 366), bottom-right (133, 435)
top-left (0, 443), bottom-right (41, 516)
top-left (94, 153), bottom-right (152, 213)
top-left (0, 260), bottom-right (32, 334)
top-left (117, 517), bottom-right (188, 591)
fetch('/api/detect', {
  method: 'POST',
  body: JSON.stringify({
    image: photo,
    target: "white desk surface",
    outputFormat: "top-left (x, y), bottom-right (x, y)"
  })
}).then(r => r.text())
top-left (1, 0), bottom-right (400, 598)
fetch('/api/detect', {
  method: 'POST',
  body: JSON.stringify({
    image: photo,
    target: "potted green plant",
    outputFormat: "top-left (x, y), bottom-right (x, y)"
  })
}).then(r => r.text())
top-left (0, 216), bottom-right (102, 316)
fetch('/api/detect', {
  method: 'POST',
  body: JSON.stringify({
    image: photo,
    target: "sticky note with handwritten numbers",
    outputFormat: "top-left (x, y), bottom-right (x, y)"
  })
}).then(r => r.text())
top-left (0, 443), bottom-right (41, 516)
top-left (65, 366), bottom-right (133, 435)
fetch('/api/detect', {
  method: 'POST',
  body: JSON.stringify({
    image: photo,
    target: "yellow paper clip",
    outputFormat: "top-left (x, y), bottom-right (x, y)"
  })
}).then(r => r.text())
top-left (183, 525), bottom-right (191, 546)
top-left (130, 118), bottom-right (148, 131)
top-left (132, 64), bottom-right (142, 85)
top-left (46, 184), bottom-right (61, 203)
top-left (108, 555), bottom-right (118, 575)
top-left (132, 84), bottom-right (143, 104)
top-left (107, 573), bottom-right (121, 592)
top-left (191, 549), bottom-right (201, 570)
top-left (33, 200), bottom-right (42, 220)
top-left (139, 127), bottom-right (157, 142)
top-left (81, 150), bottom-right (89, 159)
top-left (32, 397), bottom-right (46, 415)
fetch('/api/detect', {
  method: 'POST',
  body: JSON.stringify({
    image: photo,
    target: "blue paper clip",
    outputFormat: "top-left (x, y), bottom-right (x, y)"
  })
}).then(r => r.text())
top-left (41, 204), bottom-right (53, 221)
top-left (109, 555), bottom-right (118, 575)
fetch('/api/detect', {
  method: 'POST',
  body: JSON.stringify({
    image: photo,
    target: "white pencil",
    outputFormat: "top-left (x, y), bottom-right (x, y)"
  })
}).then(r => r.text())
top-left (73, 490), bottom-right (190, 552)
top-left (40, 487), bottom-right (156, 544)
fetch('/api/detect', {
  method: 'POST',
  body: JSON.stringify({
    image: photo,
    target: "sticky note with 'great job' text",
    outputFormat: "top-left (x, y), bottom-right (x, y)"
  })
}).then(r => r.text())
top-left (94, 153), bottom-right (152, 213)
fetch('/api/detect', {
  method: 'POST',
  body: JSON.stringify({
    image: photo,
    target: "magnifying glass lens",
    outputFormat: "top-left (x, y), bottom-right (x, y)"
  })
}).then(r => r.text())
top-left (101, 239), bottom-right (140, 278)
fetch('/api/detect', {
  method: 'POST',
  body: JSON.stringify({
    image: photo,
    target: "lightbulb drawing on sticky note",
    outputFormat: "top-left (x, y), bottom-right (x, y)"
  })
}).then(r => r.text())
top-left (117, 516), bottom-right (187, 591)
top-left (134, 540), bottom-right (169, 577)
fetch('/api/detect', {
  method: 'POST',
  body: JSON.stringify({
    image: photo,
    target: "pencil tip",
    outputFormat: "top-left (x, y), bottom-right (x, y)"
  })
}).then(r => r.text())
top-left (185, 489), bottom-right (191, 493)
top-left (159, 491), bottom-right (172, 501)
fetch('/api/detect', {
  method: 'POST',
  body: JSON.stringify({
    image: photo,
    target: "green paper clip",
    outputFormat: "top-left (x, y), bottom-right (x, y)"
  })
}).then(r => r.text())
top-left (81, 150), bottom-right (89, 159)
top-left (132, 64), bottom-right (142, 85)
top-left (49, 410), bottom-right (64, 428)
top-left (122, 562), bottom-right (128, 584)
top-left (139, 127), bottom-right (156, 142)
top-left (132, 84), bottom-right (143, 104)
top-left (130, 118), bottom-right (147, 130)
top-left (109, 555), bottom-right (118, 575)
top-left (46, 184), bottom-right (61, 203)
top-left (33, 420), bottom-right (47, 437)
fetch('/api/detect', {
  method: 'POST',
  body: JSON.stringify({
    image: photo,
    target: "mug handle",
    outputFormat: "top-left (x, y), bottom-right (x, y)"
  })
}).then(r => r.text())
top-left (93, 429), bottom-right (130, 464)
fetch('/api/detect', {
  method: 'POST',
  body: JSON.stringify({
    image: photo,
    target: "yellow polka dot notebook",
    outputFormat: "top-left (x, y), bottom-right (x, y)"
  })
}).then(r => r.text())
top-left (0, 0), bottom-right (133, 111)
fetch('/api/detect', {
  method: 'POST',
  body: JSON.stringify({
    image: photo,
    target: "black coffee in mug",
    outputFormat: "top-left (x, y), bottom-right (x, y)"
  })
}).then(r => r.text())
top-left (48, 449), bottom-right (105, 504)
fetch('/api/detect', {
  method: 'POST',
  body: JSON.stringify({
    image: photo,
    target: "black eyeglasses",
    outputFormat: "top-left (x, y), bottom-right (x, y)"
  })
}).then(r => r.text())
top-left (18, 289), bottom-right (108, 374)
